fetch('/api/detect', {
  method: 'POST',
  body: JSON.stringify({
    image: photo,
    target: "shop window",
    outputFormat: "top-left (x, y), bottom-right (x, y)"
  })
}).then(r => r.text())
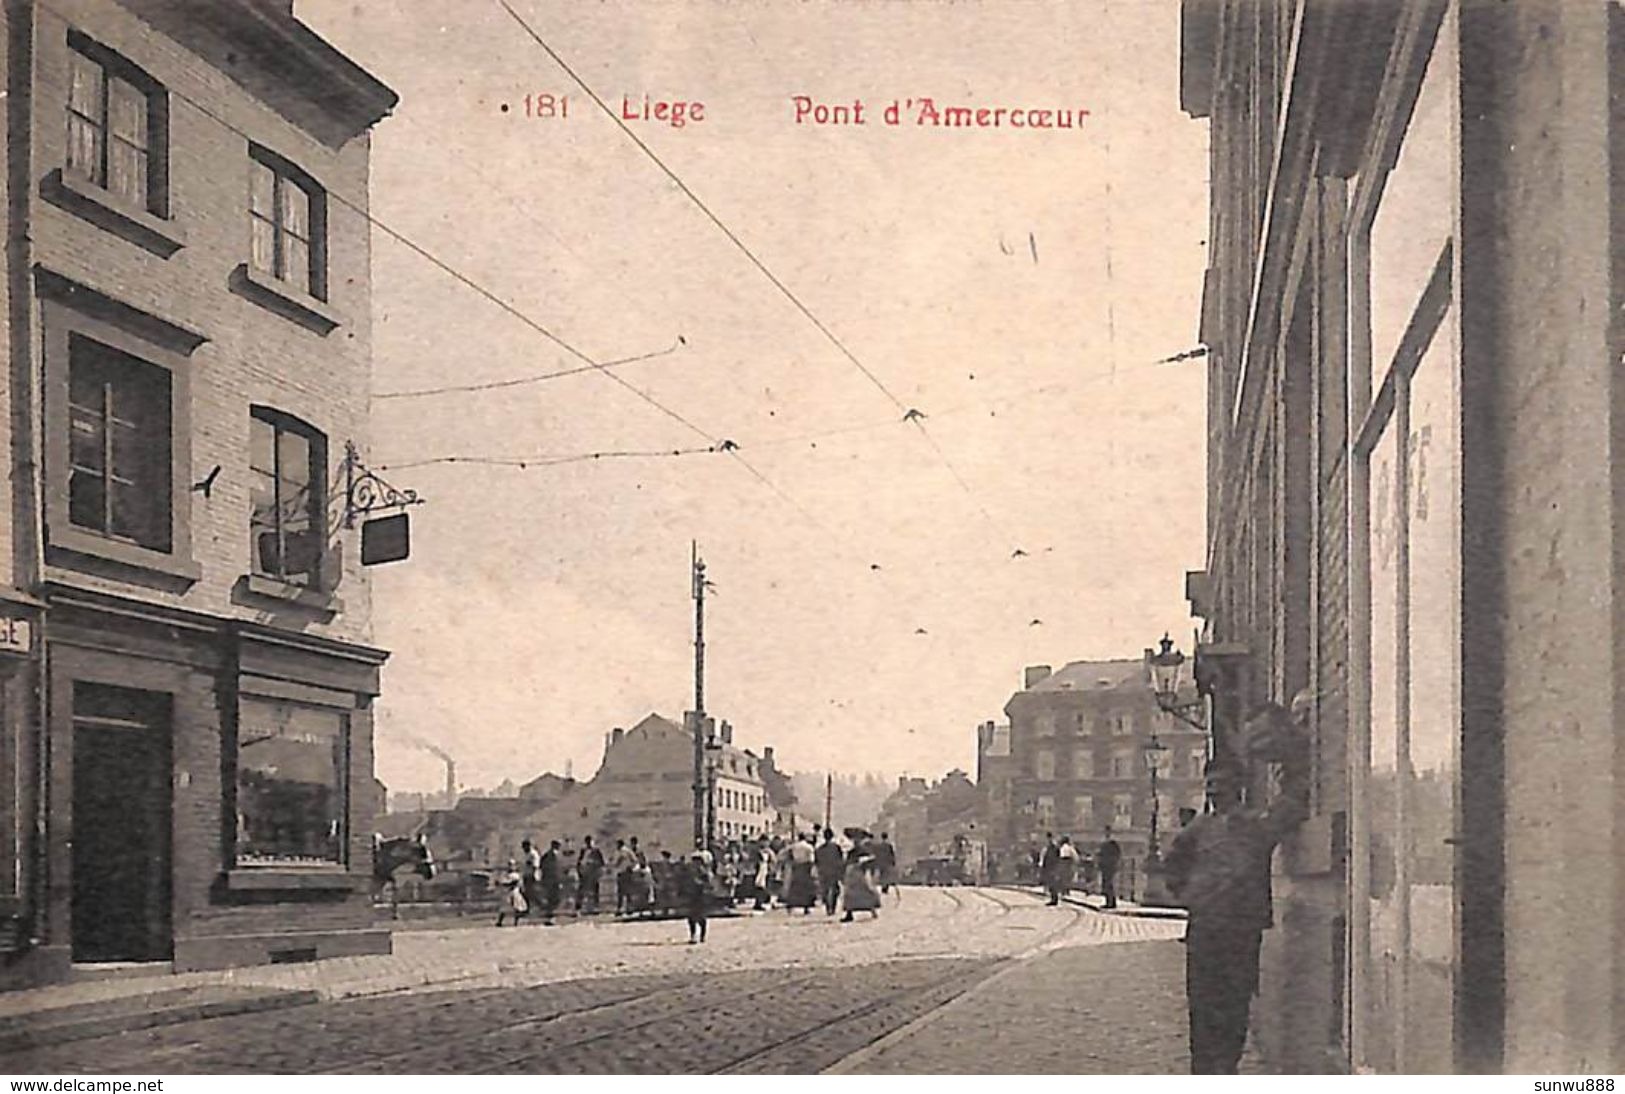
top-left (250, 408), bottom-right (327, 585)
top-left (236, 697), bottom-right (347, 866)
top-left (67, 335), bottom-right (172, 552)
top-left (66, 33), bottom-right (167, 216)
top-left (249, 146), bottom-right (327, 300)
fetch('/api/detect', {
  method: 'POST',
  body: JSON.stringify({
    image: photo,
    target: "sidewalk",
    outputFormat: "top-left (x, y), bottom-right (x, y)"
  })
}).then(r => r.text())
top-left (832, 937), bottom-right (1262, 1074)
top-left (1003, 884), bottom-right (1189, 919)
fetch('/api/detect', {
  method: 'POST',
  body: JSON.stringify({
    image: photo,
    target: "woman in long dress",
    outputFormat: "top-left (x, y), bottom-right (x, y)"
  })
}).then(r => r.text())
top-left (783, 833), bottom-right (818, 914)
top-left (840, 846), bottom-right (882, 922)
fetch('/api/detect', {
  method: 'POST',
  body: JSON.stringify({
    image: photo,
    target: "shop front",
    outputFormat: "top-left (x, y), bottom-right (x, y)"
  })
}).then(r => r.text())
top-left (3, 584), bottom-right (388, 988)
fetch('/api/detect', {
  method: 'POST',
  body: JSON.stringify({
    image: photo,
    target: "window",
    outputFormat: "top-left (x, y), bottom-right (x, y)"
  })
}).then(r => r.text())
top-left (1073, 711), bottom-right (1090, 735)
top-left (1188, 747), bottom-right (1208, 780)
top-left (68, 335), bottom-right (172, 552)
top-left (1071, 751), bottom-right (1095, 780)
top-left (1035, 795), bottom-right (1055, 828)
top-left (66, 35), bottom-right (165, 214)
top-left (236, 697), bottom-right (347, 866)
top-left (1034, 749), bottom-right (1055, 781)
top-left (1112, 794), bottom-right (1134, 829)
top-left (250, 148), bottom-right (326, 299)
top-left (1111, 712), bottom-right (1135, 736)
top-left (1074, 795), bottom-right (1094, 831)
top-left (250, 408), bottom-right (326, 584)
top-left (1034, 711), bottom-right (1056, 737)
top-left (1109, 750), bottom-right (1136, 779)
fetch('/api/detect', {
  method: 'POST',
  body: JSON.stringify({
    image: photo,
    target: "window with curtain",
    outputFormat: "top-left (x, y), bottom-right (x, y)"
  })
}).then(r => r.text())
top-left (249, 148), bottom-right (326, 299)
top-left (66, 34), bottom-right (165, 214)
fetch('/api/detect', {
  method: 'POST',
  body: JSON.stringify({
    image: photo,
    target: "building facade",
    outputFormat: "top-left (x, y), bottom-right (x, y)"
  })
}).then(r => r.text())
top-left (1183, 0), bottom-right (1625, 1072)
top-left (0, 0), bottom-right (396, 985)
top-left (1002, 662), bottom-right (1205, 887)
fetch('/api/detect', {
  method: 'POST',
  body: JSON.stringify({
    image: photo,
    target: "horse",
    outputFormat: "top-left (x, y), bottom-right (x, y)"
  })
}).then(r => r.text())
top-left (373, 834), bottom-right (435, 919)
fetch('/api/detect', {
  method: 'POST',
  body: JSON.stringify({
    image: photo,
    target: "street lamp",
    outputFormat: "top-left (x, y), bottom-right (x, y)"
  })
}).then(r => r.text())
top-left (1144, 634), bottom-right (1206, 731)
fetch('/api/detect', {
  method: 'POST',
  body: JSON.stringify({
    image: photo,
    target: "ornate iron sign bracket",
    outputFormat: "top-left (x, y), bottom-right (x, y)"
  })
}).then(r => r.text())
top-left (343, 441), bottom-right (424, 529)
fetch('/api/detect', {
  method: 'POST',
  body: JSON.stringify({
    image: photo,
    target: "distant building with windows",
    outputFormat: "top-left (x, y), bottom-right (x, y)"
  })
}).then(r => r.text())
top-left (0, 0), bottom-right (397, 986)
top-left (1001, 661), bottom-right (1205, 881)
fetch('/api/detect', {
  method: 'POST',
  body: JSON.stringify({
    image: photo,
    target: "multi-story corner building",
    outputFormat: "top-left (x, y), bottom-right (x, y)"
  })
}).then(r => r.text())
top-left (0, 0), bottom-right (396, 986)
top-left (1002, 661), bottom-right (1205, 883)
top-left (1182, 0), bottom-right (1625, 1074)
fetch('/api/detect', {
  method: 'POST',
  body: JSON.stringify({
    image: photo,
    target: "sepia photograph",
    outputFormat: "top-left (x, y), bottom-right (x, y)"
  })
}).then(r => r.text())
top-left (0, 0), bottom-right (1618, 1079)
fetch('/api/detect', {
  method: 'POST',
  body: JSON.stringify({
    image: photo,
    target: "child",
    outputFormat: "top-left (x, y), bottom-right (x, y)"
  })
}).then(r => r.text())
top-left (681, 851), bottom-right (710, 944)
top-left (495, 860), bottom-right (528, 927)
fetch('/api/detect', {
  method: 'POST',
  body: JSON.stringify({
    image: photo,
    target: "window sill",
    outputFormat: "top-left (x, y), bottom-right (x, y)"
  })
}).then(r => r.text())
top-left (235, 573), bottom-right (343, 615)
top-left (229, 263), bottom-right (342, 335)
top-left (47, 525), bottom-right (201, 587)
top-left (41, 168), bottom-right (185, 258)
top-left (225, 868), bottom-right (364, 893)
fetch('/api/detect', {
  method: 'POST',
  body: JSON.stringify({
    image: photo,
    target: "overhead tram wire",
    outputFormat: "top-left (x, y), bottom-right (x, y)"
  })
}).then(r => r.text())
top-left (375, 340), bottom-right (687, 400)
top-left (494, 0), bottom-right (1015, 545)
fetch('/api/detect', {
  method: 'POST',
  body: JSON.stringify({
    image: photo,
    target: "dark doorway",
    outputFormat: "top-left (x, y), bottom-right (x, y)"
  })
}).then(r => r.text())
top-left (71, 682), bottom-right (172, 963)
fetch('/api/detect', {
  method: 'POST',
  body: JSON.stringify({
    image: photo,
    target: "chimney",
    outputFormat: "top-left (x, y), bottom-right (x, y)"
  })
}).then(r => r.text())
top-left (762, 746), bottom-right (775, 766)
top-left (611, 726), bottom-right (624, 745)
top-left (444, 759), bottom-right (456, 806)
top-left (1024, 665), bottom-right (1053, 689)
top-left (721, 721), bottom-right (733, 744)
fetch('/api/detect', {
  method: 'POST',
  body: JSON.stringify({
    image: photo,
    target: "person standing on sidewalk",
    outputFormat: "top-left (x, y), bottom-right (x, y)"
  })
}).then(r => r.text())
top-left (1096, 828), bottom-right (1122, 909)
top-left (538, 839), bottom-right (563, 924)
top-left (680, 851), bottom-right (711, 943)
top-left (611, 838), bottom-right (638, 915)
top-left (873, 833), bottom-right (899, 896)
top-left (1164, 699), bottom-right (1310, 1075)
top-left (576, 836), bottom-right (605, 914)
top-left (1039, 833), bottom-right (1061, 905)
top-left (815, 828), bottom-right (845, 915)
top-left (1056, 835), bottom-right (1078, 899)
top-left (519, 839), bottom-right (542, 923)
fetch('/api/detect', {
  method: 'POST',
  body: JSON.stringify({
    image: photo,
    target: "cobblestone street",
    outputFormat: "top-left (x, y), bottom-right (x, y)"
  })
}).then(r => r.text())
top-left (3, 888), bottom-right (1192, 1073)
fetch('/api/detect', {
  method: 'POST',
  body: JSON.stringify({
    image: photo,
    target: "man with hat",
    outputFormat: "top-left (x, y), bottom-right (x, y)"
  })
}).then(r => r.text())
top-left (1165, 694), bottom-right (1311, 1074)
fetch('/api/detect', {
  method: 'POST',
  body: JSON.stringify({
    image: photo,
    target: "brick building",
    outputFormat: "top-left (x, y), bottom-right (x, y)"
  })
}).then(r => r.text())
top-left (0, 0), bottom-right (396, 985)
top-left (1001, 661), bottom-right (1205, 885)
top-left (1182, 0), bottom-right (1625, 1073)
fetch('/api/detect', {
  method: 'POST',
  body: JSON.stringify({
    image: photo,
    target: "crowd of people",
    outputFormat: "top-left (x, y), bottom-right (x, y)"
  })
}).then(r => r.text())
top-left (490, 828), bottom-right (901, 941)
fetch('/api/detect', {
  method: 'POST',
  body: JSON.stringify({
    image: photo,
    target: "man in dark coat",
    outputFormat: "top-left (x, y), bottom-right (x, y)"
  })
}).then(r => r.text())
top-left (576, 836), bottom-right (605, 914)
top-left (874, 832), bottom-right (898, 894)
top-left (1096, 828), bottom-right (1122, 908)
top-left (815, 828), bottom-right (845, 915)
top-left (1039, 832), bottom-right (1062, 904)
top-left (1165, 699), bottom-right (1309, 1075)
top-left (538, 839), bottom-right (563, 924)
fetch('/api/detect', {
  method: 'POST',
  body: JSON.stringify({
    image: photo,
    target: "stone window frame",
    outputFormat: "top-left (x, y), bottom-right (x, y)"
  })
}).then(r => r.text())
top-left (44, 29), bottom-right (185, 258)
top-left (1071, 749), bottom-right (1095, 780)
top-left (230, 145), bottom-right (341, 335)
top-left (40, 280), bottom-right (203, 586)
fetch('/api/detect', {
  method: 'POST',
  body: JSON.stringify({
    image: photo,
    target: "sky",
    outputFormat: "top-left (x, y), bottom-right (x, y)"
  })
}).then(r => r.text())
top-left (295, 0), bottom-right (1212, 795)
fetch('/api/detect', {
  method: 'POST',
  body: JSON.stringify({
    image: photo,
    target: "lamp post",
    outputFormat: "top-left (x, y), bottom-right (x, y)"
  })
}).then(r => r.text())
top-left (1143, 734), bottom-right (1172, 859)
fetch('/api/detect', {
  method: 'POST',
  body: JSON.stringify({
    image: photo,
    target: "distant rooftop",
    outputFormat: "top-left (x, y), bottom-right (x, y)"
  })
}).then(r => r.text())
top-left (1026, 659), bottom-right (1147, 693)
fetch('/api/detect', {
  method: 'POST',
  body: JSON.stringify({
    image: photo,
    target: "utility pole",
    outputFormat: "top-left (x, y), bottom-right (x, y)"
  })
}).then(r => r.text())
top-left (824, 772), bottom-right (833, 833)
top-left (690, 542), bottom-right (707, 849)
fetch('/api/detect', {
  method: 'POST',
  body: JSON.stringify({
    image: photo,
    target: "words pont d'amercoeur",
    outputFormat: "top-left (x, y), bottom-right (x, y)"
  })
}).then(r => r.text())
top-left (791, 95), bottom-right (1090, 130)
